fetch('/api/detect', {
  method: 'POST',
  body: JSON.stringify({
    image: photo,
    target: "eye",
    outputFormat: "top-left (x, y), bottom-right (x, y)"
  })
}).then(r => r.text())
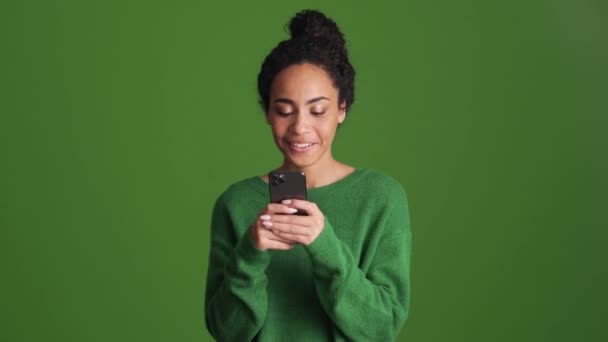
top-left (311, 108), bottom-right (326, 116)
top-left (275, 107), bottom-right (294, 116)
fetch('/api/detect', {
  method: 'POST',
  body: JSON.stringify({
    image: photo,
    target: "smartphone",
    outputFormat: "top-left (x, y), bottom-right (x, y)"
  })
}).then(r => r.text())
top-left (268, 171), bottom-right (308, 215)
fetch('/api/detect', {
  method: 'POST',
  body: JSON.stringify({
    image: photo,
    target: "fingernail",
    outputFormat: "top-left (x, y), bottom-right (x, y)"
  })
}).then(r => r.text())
top-left (262, 221), bottom-right (273, 227)
top-left (282, 200), bottom-right (291, 205)
top-left (288, 208), bottom-right (298, 213)
top-left (260, 215), bottom-right (271, 220)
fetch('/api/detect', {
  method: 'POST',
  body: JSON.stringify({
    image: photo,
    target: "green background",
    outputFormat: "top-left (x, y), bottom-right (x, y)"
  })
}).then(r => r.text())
top-left (1, 0), bottom-right (606, 341)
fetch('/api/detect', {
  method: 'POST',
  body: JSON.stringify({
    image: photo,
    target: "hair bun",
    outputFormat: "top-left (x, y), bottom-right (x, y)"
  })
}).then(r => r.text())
top-left (289, 9), bottom-right (345, 49)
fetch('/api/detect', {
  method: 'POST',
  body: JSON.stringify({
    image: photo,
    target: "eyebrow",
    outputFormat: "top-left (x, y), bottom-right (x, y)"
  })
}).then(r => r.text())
top-left (273, 96), bottom-right (330, 105)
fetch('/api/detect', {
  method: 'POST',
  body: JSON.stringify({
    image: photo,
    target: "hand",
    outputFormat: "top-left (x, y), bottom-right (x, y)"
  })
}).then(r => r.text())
top-left (259, 199), bottom-right (325, 246)
top-left (250, 203), bottom-right (300, 251)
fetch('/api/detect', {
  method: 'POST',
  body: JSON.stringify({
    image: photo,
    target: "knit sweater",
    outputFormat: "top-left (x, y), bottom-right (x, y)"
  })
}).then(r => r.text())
top-left (204, 168), bottom-right (412, 341)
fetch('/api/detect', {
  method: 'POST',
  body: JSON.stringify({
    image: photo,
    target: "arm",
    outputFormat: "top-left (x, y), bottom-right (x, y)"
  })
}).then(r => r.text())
top-left (264, 190), bottom-right (412, 340)
top-left (305, 207), bottom-right (411, 341)
top-left (204, 196), bottom-right (271, 341)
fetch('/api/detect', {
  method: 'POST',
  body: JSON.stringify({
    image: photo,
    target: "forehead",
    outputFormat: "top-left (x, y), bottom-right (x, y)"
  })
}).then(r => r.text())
top-left (270, 63), bottom-right (338, 101)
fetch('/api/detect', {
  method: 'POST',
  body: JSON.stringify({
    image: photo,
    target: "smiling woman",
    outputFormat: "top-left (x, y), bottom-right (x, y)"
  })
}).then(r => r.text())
top-left (204, 9), bottom-right (412, 341)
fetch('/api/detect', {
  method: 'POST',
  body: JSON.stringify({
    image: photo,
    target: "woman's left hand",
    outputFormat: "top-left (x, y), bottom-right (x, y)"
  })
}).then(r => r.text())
top-left (259, 199), bottom-right (325, 246)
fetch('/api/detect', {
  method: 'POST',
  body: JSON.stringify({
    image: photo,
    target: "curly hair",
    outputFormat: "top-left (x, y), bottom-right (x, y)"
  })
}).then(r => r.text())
top-left (257, 9), bottom-right (356, 115)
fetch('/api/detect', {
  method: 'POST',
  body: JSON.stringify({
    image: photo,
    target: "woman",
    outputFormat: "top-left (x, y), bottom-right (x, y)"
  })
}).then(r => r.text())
top-left (204, 9), bottom-right (411, 341)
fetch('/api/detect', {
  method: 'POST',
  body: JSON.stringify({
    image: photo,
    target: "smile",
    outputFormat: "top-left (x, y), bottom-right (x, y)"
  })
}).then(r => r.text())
top-left (290, 142), bottom-right (313, 148)
top-left (288, 142), bottom-right (316, 152)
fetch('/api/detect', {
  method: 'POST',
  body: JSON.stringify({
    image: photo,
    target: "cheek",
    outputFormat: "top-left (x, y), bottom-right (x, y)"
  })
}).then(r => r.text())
top-left (269, 122), bottom-right (287, 140)
top-left (319, 123), bottom-right (338, 141)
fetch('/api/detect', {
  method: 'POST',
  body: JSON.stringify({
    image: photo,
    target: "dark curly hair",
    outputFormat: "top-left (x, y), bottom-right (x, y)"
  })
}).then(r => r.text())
top-left (257, 9), bottom-right (355, 115)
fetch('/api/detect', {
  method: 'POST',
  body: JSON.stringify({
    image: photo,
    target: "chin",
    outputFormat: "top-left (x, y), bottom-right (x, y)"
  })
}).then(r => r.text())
top-left (285, 155), bottom-right (322, 170)
top-left (286, 159), bottom-right (312, 169)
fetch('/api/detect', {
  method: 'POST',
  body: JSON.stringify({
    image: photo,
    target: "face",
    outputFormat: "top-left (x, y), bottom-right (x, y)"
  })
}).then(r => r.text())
top-left (266, 63), bottom-right (346, 170)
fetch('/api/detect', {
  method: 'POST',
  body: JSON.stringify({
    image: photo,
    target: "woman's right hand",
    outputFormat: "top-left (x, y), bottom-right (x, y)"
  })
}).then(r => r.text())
top-left (250, 203), bottom-right (299, 251)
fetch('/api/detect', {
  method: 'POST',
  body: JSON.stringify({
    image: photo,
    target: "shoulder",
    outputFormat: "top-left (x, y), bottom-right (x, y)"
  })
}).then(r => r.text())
top-left (358, 169), bottom-right (411, 235)
top-left (213, 175), bottom-right (266, 209)
top-left (333, 167), bottom-right (409, 215)
top-left (358, 168), bottom-right (408, 203)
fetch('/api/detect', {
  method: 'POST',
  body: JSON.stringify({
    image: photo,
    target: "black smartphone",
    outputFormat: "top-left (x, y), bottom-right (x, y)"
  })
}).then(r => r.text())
top-left (268, 171), bottom-right (308, 215)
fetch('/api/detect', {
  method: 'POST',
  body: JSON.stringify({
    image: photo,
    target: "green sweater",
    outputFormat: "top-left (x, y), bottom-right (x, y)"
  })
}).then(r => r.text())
top-left (204, 168), bottom-right (412, 341)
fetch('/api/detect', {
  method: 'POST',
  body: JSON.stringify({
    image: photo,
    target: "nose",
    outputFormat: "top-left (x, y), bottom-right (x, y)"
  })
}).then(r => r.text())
top-left (290, 111), bottom-right (310, 135)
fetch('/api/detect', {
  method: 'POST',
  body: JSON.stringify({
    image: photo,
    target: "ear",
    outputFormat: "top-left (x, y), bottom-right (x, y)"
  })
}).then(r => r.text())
top-left (338, 101), bottom-right (347, 124)
top-left (265, 111), bottom-right (272, 125)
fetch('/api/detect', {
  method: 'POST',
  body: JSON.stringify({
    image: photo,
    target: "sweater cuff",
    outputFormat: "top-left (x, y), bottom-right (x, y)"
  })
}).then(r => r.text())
top-left (234, 230), bottom-right (271, 269)
top-left (305, 216), bottom-right (340, 265)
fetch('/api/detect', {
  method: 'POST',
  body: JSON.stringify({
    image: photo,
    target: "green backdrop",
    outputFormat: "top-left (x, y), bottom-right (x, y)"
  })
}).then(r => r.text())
top-left (1, 1), bottom-right (606, 341)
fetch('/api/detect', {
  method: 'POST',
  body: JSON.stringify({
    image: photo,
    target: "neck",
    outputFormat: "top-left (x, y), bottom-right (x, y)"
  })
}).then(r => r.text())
top-left (278, 154), bottom-right (343, 189)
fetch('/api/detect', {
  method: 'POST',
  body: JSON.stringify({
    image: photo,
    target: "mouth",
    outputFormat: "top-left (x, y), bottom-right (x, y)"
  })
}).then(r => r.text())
top-left (287, 141), bottom-right (316, 153)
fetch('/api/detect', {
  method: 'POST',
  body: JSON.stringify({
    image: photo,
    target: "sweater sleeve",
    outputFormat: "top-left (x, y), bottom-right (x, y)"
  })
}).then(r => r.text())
top-left (204, 195), bottom-right (271, 341)
top-left (304, 190), bottom-right (412, 341)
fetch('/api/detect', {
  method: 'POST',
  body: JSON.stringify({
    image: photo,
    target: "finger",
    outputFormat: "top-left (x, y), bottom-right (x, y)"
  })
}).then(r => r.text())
top-left (273, 231), bottom-right (308, 245)
top-left (267, 213), bottom-right (311, 227)
top-left (263, 240), bottom-right (294, 250)
top-left (281, 199), bottom-right (319, 216)
top-left (267, 236), bottom-right (296, 245)
top-left (263, 221), bottom-right (309, 236)
top-left (262, 230), bottom-right (296, 245)
top-left (263, 203), bottom-right (299, 215)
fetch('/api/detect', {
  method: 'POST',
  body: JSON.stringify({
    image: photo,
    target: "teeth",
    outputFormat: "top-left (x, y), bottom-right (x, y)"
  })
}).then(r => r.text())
top-left (291, 143), bottom-right (313, 148)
